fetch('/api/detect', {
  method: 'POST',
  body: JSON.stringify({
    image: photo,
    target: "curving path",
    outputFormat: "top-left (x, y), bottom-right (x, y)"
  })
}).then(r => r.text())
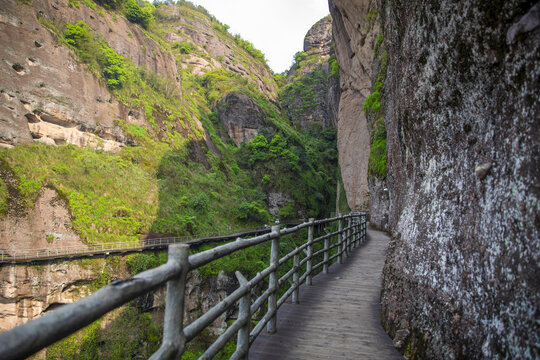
top-left (249, 228), bottom-right (403, 360)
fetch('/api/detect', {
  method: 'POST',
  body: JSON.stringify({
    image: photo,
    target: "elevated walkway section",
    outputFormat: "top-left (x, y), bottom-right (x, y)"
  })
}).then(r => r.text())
top-left (250, 229), bottom-right (402, 359)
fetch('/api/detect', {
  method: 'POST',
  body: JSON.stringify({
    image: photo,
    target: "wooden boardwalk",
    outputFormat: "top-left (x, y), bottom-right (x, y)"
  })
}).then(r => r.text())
top-left (249, 228), bottom-right (402, 360)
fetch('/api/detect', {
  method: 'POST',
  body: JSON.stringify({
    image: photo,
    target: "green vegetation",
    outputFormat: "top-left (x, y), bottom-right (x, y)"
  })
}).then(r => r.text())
top-left (362, 91), bottom-right (381, 114)
top-left (46, 306), bottom-right (160, 359)
top-left (0, 178), bottom-right (8, 216)
top-left (126, 253), bottom-right (159, 274)
top-left (364, 44), bottom-right (388, 179)
top-left (329, 57), bottom-right (339, 78)
top-left (64, 21), bottom-right (127, 89)
top-left (374, 34), bottom-right (384, 53)
top-left (125, 0), bottom-right (153, 29)
top-left (94, 0), bottom-right (124, 10)
top-left (233, 34), bottom-right (266, 63)
top-left (369, 119), bottom-right (387, 179)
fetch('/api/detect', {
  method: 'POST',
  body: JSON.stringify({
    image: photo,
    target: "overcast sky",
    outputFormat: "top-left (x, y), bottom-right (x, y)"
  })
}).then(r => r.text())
top-left (188, 0), bottom-right (330, 73)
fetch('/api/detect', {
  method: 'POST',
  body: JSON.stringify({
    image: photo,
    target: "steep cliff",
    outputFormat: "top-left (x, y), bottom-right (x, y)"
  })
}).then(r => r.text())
top-left (0, 2), bottom-right (342, 350)
top-left (329, 0), bottom-right (379, 211)
top-left (280, 15), bottom-right (337, 130)
top-left (0, 0), bottom-right (339, 248)
top-left (331, 0), bottom-right (539, 358)
top-left (0, 253), bottom-right (242, 358)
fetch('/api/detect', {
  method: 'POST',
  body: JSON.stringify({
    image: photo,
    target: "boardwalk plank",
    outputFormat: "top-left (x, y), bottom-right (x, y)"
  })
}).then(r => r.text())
top-left (249, 229), bottom-right (403, 359)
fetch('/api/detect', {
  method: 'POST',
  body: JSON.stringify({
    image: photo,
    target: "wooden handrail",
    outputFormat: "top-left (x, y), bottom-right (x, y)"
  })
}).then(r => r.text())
top-left (0, 212), bottom-right (368, 360)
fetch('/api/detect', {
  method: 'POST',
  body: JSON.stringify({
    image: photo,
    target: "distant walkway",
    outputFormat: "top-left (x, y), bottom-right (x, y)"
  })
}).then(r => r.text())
top-left (0, 227), bottom-right (270, 264)
top-left (249, 228), bottom-right (402, 359)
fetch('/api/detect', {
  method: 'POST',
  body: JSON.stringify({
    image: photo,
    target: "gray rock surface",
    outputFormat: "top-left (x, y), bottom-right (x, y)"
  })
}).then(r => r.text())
top-left (304, 15), bottom-right (333, 56)
top-left (281, 16), bottom-right (335, 130)
top-left (0, 0), bottom-right (179, 148)
top-left (330, 0), bottom-right (378, 210)
top-left (217, 92), bottom-right (265, 146)
top-left (333, 0), bottom-right (539, 357)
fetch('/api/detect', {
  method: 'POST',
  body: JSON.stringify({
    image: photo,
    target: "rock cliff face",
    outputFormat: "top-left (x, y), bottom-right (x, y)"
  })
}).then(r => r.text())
top-left (217, 92), bottom-right (265, 145)
top-left (0, 257), bottom-right (238, 342)
top-left (329, 0), bottom-right (378, 210)
top-left (0, 0), bottom-right (181, 149)
top-left (332, 0), bottom-right (539, 358)
top-left (0, 186), bottom-right (84, 251)
top-left (157, 5), bottom-right (276, 98)
top-left (280, 16), bottom-right (338, 130)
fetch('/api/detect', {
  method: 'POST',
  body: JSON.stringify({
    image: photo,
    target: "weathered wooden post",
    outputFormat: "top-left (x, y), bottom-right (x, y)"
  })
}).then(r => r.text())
top-left (306, 218), bottom-right (315, 285)
top-left (362, 214), bottom-right (366, 242)
top-left (267, 225), bottom-right (280, 334)
top-left (323, 229), bottom-right (329, 274)
top-left (235, 271), bottom-right (250, 360)
top-left (150, 244), bottom-right (189, 360)
top-left (338, 214), bottom-right (343, 264)
top-left (347, 216), bottom-right (354, 256)
top-left (354, 216), bottom-right (359, 247)
top-left (359, 215), bottom-right (364, 244)
top-left (292, 251), bottom-right (300, 304)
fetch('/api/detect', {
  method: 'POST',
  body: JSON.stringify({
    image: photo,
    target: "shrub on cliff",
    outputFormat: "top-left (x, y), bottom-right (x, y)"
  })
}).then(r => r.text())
top-left (64, 21), bottom-right (127, 89)
top-left (125, 0), bottom-right (153, 29)
top-left (94, 0), bottom-right (124, 9)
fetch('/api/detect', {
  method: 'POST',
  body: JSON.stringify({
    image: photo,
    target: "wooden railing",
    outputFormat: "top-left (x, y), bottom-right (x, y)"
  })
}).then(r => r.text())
top-left (0, 212), bottom-right (367, 360)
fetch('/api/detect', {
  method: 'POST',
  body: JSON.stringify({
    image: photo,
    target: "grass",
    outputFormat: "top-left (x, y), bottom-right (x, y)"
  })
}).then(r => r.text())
top-left (3, 0), bottom-right (345, 243)
top-left (0, 178), bottom-right (8, 216)
top-left (46, 306), bottom-right (160, 360)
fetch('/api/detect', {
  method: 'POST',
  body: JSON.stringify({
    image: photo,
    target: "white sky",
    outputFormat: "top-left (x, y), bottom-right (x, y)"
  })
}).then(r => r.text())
top-left (188, 0), bottom-right (330, 73)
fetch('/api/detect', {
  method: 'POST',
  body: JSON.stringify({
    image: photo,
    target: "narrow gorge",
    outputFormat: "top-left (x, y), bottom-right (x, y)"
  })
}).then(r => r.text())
top-left (0, 0), bottom-right (538, 358)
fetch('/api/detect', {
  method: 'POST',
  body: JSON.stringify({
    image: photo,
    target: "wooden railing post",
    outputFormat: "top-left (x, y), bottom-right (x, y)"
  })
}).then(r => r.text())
top-left (305, 218), bottom-right (315, 285)
top-left (338, 215), bottom-right (343, 264)
top-left (358, 216), bottom-right (362, 245)
top-left (267, 225), bottom-right (280, 334)
top-left (362, 214), bottom-right (366, 242)
top-left (149, 244), bottom-right (189, 360)
top-left (353, 216), bottom-right (360, 247)
top-left (323, 232), bottom-right (329, 274)
top-left (292, 252), bottom-right (300, 304)
top-left (235, 271), bottom-right (250, 360)
top-left (348, 217), bottom-right (353, 255)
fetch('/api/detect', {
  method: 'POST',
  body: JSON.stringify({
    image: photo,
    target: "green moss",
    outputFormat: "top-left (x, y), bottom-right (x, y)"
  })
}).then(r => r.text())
top-left (369, 135), bottom-right (387, 179)
top-left (68, 0), bottom-right (80, 8)
top-left (363, 91), bottom-right (381, 114)
top-left (374, 34), bottom-right (384, 53)
top-left (126, 253), bottom-right (158, 275)
top-left (46, 306), bottom-right (160, 360)
top-left (0, 178), bottom-right (7, 216)
top-left (83, 0), bottom-right (96, 10)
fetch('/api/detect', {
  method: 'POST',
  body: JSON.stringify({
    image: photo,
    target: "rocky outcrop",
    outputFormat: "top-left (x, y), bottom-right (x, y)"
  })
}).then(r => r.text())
top-left (216, 92), bottom-right (265, 145)
top-left (280, 16), bottom-right (337, 130)
top-left (0, 0), bottom-right (181, 149)
top-left (304, 16), bottom-right (333, 57)
top-left (332, 0), bottom-right (539, 358)
top-left (0, 261), bottom-right (97, 332)
top-left (267, 191), bottom-right (293, 217)
top-left (329, 0), bottom-right (378, 210)
top-left (0, 186), bottom-right (84, 251)
top-left (157, 5), bottom-right (277, 98)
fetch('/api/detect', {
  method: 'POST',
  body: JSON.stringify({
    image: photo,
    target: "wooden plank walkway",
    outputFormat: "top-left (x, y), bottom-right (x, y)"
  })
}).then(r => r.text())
top-left (249, 228), bottom-right (403, 360)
